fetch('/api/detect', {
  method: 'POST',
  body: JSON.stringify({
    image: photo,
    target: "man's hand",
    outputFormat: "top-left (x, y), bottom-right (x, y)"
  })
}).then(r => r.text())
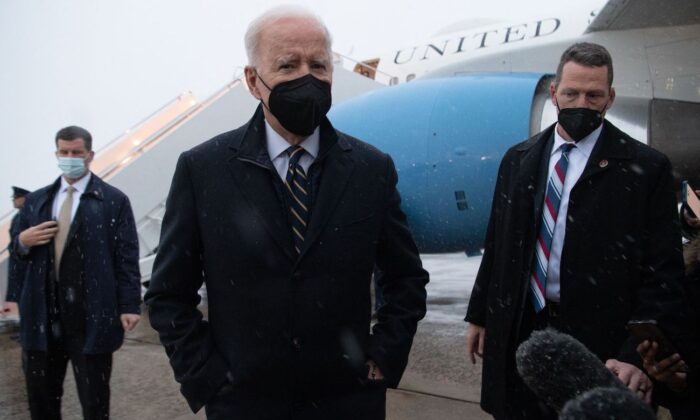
top-left (1, 301), bottom-right (18, 317)
top-left (637, 340), bottom-right (688, 393)
top-left (466, 323), bottom-right (486, 364)
top-left (605, 359), bottom-right (653, 403)
top-left (120, 314), bottom-right (141, 331)
top-left (18, 221), bottom-right (59, 247)
top-left (366, 360), bottom-right (385, 381)
top-left (684, 205), bottom-right (700, 228)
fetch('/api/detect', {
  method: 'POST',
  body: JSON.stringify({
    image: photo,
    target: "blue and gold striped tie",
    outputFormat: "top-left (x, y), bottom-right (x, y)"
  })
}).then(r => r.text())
top-left (285, 146), bottom-right (310, 254)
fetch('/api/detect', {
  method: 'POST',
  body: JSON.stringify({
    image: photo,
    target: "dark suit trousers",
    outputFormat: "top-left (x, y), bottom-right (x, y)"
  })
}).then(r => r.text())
top-left (22, 331), bottom-right (112, 420)
top-left (205, 382), bottom-right (387, 420)
top-left (494, 305), bottom-right (557, 420)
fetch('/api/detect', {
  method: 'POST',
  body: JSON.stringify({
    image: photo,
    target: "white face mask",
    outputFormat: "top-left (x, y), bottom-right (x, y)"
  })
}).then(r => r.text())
top-left (57, 157), bottom-right (86, 178)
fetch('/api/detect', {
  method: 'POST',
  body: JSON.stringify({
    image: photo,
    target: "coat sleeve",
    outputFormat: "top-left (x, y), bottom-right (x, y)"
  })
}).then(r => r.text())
top-left (113, 195), bottom-right (141, 314)
top-left (144, 153), bottom-right (229, 413)
top-left (5, 215), bottom-right (22, 302)
top-left (618, 155), bottom-right (689, 364)
top-left (367, 155), bottom-right (429, 388)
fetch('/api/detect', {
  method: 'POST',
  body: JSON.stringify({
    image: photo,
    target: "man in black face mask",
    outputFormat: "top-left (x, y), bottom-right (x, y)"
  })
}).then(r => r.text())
top-left (146, 5), bottom-right (428, 420)
top-left (465, 42), bottom-right (687, 419)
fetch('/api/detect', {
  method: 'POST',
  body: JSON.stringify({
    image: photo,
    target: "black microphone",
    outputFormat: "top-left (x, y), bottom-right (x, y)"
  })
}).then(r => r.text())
top-left (515, 328), bottom-right (627, 411)
top-left (560, 386), bottom-right (655, 420)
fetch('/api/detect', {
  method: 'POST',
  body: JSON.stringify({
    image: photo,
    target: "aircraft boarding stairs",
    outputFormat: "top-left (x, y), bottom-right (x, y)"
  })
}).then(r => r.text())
top-left (0, 63), bottom-right (384, 302)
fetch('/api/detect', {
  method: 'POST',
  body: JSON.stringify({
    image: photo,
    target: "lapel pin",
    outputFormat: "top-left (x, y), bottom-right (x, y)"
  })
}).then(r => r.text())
top-left (599, 159), bottom-right (609, 168)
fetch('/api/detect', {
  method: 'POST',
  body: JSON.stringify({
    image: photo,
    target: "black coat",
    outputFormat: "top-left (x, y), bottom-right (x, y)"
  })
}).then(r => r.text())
top-left (465, 121), bottom-right (687, 417)
top-left (6, 212), bottom-right (27, 302)
top-left (145, 107), bottom-right (429, 413)
top-left (11, 174), bottom-right (141, 354)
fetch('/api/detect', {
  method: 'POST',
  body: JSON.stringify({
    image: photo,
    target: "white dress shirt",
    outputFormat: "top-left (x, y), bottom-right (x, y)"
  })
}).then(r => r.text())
top-left (52, 172), bottom-right (92, 222)
top-left (265, 122), bottom-right (319, 180)
top-left (545, 124), bottom-right (602, 302)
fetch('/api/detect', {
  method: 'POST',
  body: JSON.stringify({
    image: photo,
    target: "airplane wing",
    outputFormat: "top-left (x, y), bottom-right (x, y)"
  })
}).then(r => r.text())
top-left (586, 0), bottom-right (700, 33)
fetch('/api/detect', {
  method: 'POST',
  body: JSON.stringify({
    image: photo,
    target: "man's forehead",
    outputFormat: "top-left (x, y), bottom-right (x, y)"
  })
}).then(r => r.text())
top-left (57, 138), bottom-right (87, 149)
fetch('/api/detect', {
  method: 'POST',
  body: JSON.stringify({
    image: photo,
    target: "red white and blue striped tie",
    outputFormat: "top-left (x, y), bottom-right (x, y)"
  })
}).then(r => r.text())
top-left (530, 143), bottom-right (575, 312)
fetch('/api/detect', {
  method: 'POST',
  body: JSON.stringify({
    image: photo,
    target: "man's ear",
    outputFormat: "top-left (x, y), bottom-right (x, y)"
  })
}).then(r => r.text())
top-left (244, 66), bottom-right (262, 100)
top-left (606, 87), bottom-right (616, 110)
top-left (549, 82), bottom-right (558, 107)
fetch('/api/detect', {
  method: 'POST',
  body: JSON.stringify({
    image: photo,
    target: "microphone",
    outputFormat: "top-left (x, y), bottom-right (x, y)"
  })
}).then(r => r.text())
top-left (515, 328), bottom-right (626, 411)
top-left (560, 387), bottom-right (655, 420)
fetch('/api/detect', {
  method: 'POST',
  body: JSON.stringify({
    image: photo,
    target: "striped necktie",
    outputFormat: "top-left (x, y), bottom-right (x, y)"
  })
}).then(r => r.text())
top-left (284, 146), bottom-right (310, 254)
top-left (530, 143), bottom-right (575, 312)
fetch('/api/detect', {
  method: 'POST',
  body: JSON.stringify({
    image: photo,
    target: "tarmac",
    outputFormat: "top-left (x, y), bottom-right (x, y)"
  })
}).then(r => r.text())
top-left (0, 253), bottom-right (491, 419)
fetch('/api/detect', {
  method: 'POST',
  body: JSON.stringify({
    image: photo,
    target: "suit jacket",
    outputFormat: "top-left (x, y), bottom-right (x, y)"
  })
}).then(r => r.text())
top-left (11, 174), bottom-right (141, 354)
top-left (145, 106), bottom-right (429, 413)
top-left (465, 120), bottom-right (686, 417)
top-left (6, 212), bottom-right (27, 302)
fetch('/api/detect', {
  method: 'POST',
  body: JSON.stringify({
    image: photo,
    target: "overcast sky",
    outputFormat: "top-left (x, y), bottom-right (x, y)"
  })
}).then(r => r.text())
top-left (0, 0), bottom-right (604, 215)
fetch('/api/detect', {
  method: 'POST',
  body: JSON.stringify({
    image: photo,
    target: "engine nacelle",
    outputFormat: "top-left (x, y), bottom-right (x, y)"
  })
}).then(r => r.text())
top-left (329, 74), bottom-right (551, 253)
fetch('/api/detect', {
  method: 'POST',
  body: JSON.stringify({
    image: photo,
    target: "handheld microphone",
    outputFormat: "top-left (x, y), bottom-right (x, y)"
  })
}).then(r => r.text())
top-left (515, 328), bottom-right (626, 411)
top-left (560, 387), bottom-right (655, 420)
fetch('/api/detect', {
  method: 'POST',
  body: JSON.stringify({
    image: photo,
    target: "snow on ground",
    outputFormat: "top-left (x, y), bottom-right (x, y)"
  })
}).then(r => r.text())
top-left (420, 253), bottom-right (481, 325)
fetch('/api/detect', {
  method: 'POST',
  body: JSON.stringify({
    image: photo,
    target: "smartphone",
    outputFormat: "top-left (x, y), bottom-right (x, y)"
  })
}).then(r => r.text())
top-left (682, 180), bottom-right (700, 218)
top-left (626, 320), bottom-right (679, 361)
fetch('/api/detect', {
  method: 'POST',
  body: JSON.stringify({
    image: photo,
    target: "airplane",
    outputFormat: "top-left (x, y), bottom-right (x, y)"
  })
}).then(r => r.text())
top-left (0, 0), bottom-right (698, 299)
top-left (329, 0), bottom-right (700, 254)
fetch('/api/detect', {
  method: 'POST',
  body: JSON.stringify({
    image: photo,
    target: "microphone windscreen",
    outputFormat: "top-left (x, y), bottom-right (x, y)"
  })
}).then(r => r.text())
top-left (515, 328), bottom-right (626, 411)
top-left (559, 387), bottom-right (655, 420)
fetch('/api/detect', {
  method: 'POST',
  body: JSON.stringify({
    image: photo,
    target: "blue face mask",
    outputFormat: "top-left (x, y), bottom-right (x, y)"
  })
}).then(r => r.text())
top-left (57, 157), bottom-right (87, 179)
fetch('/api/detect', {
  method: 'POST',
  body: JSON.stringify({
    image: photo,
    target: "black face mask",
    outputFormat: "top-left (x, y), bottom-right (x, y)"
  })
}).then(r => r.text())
top-left (257, 73), bottom-right (332, 136)
top-left (556, 103), bottom-right (606, 142)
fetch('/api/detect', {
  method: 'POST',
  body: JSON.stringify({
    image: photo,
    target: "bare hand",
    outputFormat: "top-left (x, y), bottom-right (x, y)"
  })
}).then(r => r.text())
top-left (605, 359), bottom-right (653, 403)
top-left (18, 221), bottom-right (59, 247)
top-left (1, 301), bottom-right (18, 317)
top-left (366, 360), bottom-right (385, 381)
top-left (684, 207), bottom-right (700, 228)
top-left (637, 340), bottom-right (688, 392)
top-left (466, 323), bottom-right (486, 364)
top-left (120, 313), bottom-right (141, 331)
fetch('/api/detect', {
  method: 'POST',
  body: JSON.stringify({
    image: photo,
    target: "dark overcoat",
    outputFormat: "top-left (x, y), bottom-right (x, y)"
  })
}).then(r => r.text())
top-left (466, 121), bottom-right (686, 418)
top-left (11, 174), bottom-right (141, 354)
top-left (145, 107), bottom-right (429, 413)
top-left (6, 212), bottom-right (27, 302)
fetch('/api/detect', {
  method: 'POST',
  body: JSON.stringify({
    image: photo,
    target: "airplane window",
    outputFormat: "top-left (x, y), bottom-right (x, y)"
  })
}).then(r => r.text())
top-left (649, 99), bottom-right (700, 190)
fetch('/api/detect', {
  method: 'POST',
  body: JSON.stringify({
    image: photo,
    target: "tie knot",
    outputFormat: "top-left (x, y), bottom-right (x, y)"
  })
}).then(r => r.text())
top-left (286, 145), bottom-right (305, 166)
top-left (561, 143), bottom-right (575, 156)
top-left (66, 186), bottom-right (75, 195)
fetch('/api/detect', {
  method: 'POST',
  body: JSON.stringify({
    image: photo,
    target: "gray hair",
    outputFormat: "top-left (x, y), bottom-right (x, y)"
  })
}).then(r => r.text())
top-left (244, 5), bottom-right (333, 67)
top-left (555, 42), bottom-right (614, 87)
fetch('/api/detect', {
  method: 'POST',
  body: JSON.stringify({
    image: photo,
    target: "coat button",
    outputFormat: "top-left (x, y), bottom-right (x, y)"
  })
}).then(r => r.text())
top-left (292, 272), bottom-right (302, 281)
top-left (292, 337), bottom-right (301, 350)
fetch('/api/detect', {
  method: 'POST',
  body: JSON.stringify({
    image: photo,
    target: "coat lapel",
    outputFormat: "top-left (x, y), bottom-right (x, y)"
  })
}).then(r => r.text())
top-left (516, 125), bottom-right (555, 231)
top-left (63, 174), bottom-right (104, 252)
top-left (226, 108), bottom-right (297, 262)
top-left (298, 132), bottom-right (354, 260)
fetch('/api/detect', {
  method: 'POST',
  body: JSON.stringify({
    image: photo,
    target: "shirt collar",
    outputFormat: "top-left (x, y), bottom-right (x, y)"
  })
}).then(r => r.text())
top-left (60, 172), bottom-right (92, 195)
top-left (552, 122), bottom-right (602, 159)
top-left (265, 121), bottom-right (320, 161)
